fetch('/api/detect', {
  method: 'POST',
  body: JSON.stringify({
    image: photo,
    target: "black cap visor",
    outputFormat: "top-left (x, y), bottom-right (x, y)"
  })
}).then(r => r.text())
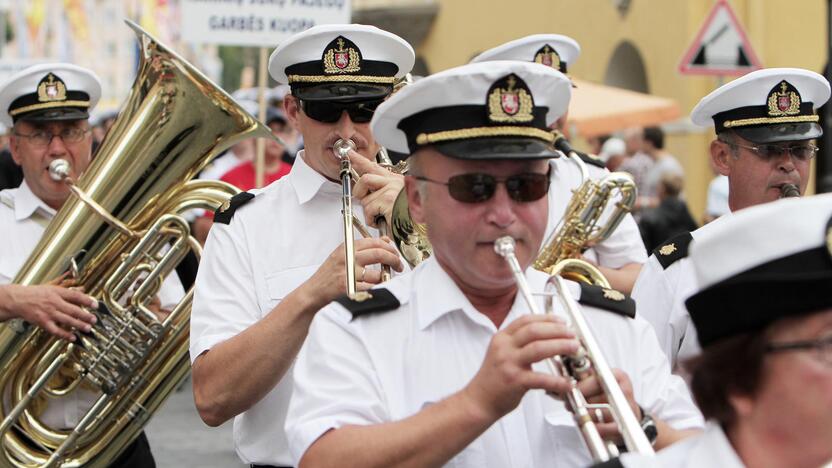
top-left (734, 122), bottom-right (822, 144)
top-left (433, 137), bottom-right (558, 160)
top-left (291, 82), bottom-right (392, 102)
top-left (17, 107), bottom-right (90, 124)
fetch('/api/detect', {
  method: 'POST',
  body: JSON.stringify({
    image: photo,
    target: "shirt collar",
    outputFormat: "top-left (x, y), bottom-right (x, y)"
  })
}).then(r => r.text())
top-left (14, 180), bottom-right (56, 222)
top-left (289, 150), bottom-right (342, 205)
top-left (414, 257), bottom-right (549, 332)
top-left (687, 422), bottom-right (745, 467)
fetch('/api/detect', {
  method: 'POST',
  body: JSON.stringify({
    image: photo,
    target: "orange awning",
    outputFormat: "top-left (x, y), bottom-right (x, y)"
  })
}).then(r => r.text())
top-left (567, 79), bottom-right (681, 138)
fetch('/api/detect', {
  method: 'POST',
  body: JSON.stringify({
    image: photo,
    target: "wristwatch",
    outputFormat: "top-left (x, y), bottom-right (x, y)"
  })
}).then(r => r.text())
top-left (638, 405), bottom-right (658, 446)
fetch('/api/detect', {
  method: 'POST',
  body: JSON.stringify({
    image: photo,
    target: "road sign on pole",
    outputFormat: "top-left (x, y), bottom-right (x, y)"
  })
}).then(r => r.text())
top-left (679, 0), bottom-right (762, 76)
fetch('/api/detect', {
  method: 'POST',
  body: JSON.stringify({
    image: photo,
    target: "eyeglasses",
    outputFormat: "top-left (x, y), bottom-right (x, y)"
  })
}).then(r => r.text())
top-left (412, 171), bottom-right (551, 203)
top-left (766, 335), bottom-right (832, 365)
top-left (719, 139), bottom-right (818, 161)
top-left (299, 99), bottom-right (383, 124)
top-left (14, 127), bottom-right (91, 148)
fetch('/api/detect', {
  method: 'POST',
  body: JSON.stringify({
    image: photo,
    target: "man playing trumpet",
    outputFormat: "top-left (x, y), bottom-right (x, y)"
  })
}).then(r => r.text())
top-left (190, 24), bottom-right (413, 467)
top-left (285, 60), bottom-right (703, 468)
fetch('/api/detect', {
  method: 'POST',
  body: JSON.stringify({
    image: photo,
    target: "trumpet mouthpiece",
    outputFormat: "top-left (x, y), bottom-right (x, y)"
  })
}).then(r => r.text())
top-left (48, 159), bottom-right (71, 182)
top-left (494, 236), bottom-right (516, 257)
top-left (780, 183), bottom-right (800, 198)
top-left (334, 139), bottom-right (356, 159)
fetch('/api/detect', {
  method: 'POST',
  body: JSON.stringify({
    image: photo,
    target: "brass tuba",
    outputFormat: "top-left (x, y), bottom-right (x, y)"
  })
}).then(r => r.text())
top-left (0, 20), bottom-right (271, 467)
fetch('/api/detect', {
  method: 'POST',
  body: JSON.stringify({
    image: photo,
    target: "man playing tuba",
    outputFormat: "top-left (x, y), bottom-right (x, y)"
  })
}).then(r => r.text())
top-left (0, 62), bottom-right (183, 467)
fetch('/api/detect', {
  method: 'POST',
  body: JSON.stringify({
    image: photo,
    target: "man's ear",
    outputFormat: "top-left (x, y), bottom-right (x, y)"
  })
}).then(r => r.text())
top-left (710, 139), bottom-right (732, 177)
top-left (284, 94), bottom-right (301, 132)
top-left (405, 176), bottom-right (425, 224)
top-left (8, 133), bottom-right (21, 166)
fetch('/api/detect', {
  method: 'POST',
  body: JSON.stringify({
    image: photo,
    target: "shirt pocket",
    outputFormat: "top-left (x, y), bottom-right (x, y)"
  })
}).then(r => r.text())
top-left (262, 264), bottom-right (319, 311)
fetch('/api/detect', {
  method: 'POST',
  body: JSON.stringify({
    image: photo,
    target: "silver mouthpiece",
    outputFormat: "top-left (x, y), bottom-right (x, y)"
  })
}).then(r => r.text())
top-left (334, 139), bottom-right (356, 159)
top-left (780, 183), bottom-right (800, 198)
top-left (48, 159), bottom-right (71, 182)
top-left (494, 236), bottom-right (516, 258)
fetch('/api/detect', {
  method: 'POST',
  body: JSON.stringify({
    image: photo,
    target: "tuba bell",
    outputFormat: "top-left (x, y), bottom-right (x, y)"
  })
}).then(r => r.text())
top-left (0, 20), bottom-right (272, 467)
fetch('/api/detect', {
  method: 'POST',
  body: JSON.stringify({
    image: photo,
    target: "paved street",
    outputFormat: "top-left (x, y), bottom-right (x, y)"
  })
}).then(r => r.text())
top-left (145, 377), bottom-right (246, 467)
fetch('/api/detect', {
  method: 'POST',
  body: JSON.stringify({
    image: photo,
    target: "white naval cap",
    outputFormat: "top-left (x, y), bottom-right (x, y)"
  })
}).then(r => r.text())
top-left (0, 63), bottom-right (101, 128)
top-left (268, 24), bottom-right (414, 102)
top-left (685, 193), bottom-right (832, 347)
top-left (470, 34), bottom-right (581, 73)
top-left (690, 67), bottom-right (831, 143)
top-left (371, 60), bottom-right (571, 161)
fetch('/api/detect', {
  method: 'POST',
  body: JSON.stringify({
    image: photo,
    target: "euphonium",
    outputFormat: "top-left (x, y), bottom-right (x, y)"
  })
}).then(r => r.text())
top-left (533, 133), bottom-right (637, 287)
top-left (0, 20), bottom-right (271, 467)
top-left (494, 237), bottom-right (654, 462)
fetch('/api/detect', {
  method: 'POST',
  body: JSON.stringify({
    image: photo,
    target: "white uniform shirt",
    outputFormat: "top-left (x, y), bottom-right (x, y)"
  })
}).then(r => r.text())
top-left (619, 422), bottom-right (745, 468)
top-left (0, 180), bottom-right (185, 428)
top-left (631, 215), bottom-right (729, 372)
top-left (190, 152), bottom-right (646, 465)
top-left (190, 151), bottom-right (383, 465)
top-left (548, 156), bottom-right (647, 269)
top-left (286, 257), bottom-right (704, 467)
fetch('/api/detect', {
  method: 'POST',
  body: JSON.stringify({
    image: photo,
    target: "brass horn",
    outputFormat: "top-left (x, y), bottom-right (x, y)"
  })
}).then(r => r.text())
top-left (495, 236), bottom-right (654, 462)
top-left (0, 20), bottom-right (271, 467)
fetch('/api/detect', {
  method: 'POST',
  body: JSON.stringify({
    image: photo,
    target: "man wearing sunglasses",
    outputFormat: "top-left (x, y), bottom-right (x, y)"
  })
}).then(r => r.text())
top-left (0, 63), bottom-right (170, 466)
top-left (631, 68), bottom-right (831, 377)
top-left (189, 25), bottom-right (414, 467)
top-left (286, 61), bottom-right (703, 468)
top-left (470, 34), bottom-right (648, 294)
top-left (616, 194), bottom-right (832, 468)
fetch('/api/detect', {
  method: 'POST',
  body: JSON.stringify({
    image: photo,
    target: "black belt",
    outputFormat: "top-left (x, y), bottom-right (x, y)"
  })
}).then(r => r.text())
top-left (250, 465), bottom-right (292, 468)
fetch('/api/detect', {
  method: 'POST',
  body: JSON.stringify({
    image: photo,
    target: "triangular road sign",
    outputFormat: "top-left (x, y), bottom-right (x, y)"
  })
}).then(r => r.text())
top-left (679, 0), bottom-right (762, 76)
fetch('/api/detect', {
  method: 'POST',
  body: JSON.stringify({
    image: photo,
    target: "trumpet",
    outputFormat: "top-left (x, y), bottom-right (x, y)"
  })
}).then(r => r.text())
top-left (333, 139), bottom-right (404, 298)
top-left (494, 236), bottom-right (654, 462)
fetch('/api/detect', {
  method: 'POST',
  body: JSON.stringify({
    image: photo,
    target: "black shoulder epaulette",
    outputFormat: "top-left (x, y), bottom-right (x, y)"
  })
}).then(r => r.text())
top-left (652, 231), bottom-right (693, 270)
top-left (578, 283), bottom-right (635, 318)
top-left (575, 150), bottom-right (606, 169)
top-left (335, 288), bottom-right (401, 320)
top-left (213, 192), bottom-right (255, 225)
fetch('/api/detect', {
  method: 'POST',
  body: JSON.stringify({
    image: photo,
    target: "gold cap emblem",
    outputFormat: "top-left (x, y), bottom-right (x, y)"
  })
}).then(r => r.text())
top-left (767, 81), bottom-right (801, 117)
top-left (533, 44), bottom-right (561, 70)
top-left (659, 243), bottom-right (677, 256)
top-left (602, 289), bottom-right (625, 302)
top-left (487, 74), bottom-right (534, 123)
top-left (323, 36), bottom-right (361, 74)
top-left (37, 73), bottom-right (67, 103)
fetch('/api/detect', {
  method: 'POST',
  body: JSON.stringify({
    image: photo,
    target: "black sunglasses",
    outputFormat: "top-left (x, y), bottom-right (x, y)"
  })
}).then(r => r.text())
top-left (299, 99), bottom-right (383, 123)
top-left (412, 171), bottom-right (551, 203)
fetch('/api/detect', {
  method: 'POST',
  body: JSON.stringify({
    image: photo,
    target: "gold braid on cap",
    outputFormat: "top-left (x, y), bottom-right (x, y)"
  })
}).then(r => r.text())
top-left (287, 74), bottom-right (397, 84)
top-left (9, 100), bottom-right (91, 117)
top-left (722, 114), bottom-right (819, 129)
top-left (415, 126), bottom-right (555, 146)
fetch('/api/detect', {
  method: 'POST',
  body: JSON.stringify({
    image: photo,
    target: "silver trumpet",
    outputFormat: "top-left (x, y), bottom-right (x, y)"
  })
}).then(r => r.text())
top-left (494, 236), bottom-right (654, 462)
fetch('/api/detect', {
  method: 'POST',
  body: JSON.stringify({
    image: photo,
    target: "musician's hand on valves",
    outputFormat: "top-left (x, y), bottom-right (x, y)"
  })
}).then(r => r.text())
top-left (574, 367), bottom-right (639, 441)
top-left (0, 284), bottom-right (97, 341)
top-left (302, 237), bottom-right (404, 309)
top-left (462, 314), bottom-right (579, 422)
top-left (349, 150), bottom-right (405, 228)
